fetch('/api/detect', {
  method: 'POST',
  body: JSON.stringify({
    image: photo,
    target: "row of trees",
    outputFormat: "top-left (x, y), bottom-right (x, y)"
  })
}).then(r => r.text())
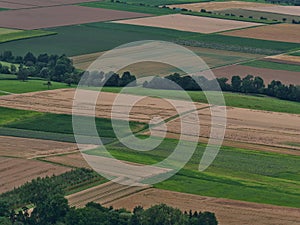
top-left (143, 73), bottom-right (300, 102)
top-left (0, 51), bottom-right (82, 85)
top-left (0, 173), bottom-right (218, 225)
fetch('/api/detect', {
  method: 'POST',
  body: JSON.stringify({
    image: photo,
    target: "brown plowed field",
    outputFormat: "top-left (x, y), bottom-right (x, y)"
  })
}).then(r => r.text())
top-left (0, 157), bottom-right (70, 193)
top-left (222, 24), bottom-right (300, 43)
top-left (0, 5), bottom-right (150, 30)
top-left (0, 136), bottom-right (78, 158)
top-left (44, 152), bottom-right (91, 168)
top-left (108, 188), bottom-right (300, 225)
top-left (212, 64), bottom-right (300, 85)
top-left (113, 14), bottom-right (261, 34)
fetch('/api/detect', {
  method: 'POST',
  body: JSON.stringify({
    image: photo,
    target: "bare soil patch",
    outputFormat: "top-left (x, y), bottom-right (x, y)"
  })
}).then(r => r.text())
top-left (0, 157), bottom-right (70, 193)
top-left (0, 2), bottom-right (29, 9)
top-left (149, 107), bottom-right (300, 152)
top-left (113, 14), bottom-right (261, 34)
top-left (167, 1), bottom-right (272, 12)
top-left (222, 23), bottom-right (300, 43)
top-left (108, 188), bottom-right (300, 225)
top-left (0, 5), bottom-right (150, 30)
top-left (0, 136), bottom-right (78, 158)
top-left (0, 89), bottom-right (204, 123)
top-left (212, 64), bottom-right (300, 85)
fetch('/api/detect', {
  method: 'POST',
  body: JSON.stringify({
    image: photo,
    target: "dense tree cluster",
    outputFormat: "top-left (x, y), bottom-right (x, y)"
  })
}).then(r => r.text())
top-left (0, 172), bottom-right (218, 225)
top-left (80, 71), bottom-right (136, 87)
top-left (143, 73), bottom-right (300, 102)
top-left (0, 51), bottom-right (82, 85)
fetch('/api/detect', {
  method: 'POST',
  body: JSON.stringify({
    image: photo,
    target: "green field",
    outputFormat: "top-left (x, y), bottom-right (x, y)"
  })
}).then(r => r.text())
top-left (0, 78), bottom-right (70, 94)
top-left (242, 60), bottom-right (300, 72)
top-left (0, 22), bottom-right (298, 57)
top-left (80, 1), bottom-right (175, 15)
top-left (0, 107), bottom-right (146, 143)
top-left (99, 86), bottom-right (300, 114)
top-left (85, 136), bottom-right (300, 207)
top-left (290, 51), bottom-right (300, 57)
top-left (0, 28), bottom-right (21, 35)
top-left (0, 29), bottom-right (57, 44)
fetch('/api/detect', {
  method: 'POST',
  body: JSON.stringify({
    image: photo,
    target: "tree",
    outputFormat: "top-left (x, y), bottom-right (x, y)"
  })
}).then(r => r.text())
top-left (24, 52), bottom-right (36, 65)
top-left (0, 200), bottom-right (9, 217)
top-left (231, 76), bottom-right (241, 92)
top-left (17, 65), bottom-right (30, 81)
top-left (10, 64), bottom-right (17, 75)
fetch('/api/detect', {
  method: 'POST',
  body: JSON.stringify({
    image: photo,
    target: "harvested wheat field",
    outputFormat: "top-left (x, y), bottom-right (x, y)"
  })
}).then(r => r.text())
top-left (107, 188), bottom-right (300, 225)
top-left (0, 2), bottom-right (29, 9)
top-left (67, 180), bottom-right (150, 208)
top-left (113, 14), bottom-right (261, 34)
top-left (0, 136), bottom-right (78, 158)
top-left (167, 1), bottom-right (272, 12)
top-left (0, 5), bottom-right (150, 30)
top-left (222, 24), bottom-right (300, 43)
top-left (264, 54), bottom-right (300, 65)
top-left (0, 157), bottom-right (71, 193)
top-left (149, 106), bottom-right (300, 152)
top-left (0, 89), bottom-right (206, 123)
top-left (245, 5), bottom-right (300, 16)
top-left (212, 64), bottom-right (300, 85)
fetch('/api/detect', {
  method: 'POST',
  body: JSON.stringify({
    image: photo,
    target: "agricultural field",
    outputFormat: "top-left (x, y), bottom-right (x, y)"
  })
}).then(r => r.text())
top-left (0, 5), bottom-right (150, 30)
top-left (222, 23), bottom-right (300, 43)
top-left (113, 14), bottom-right (262, 34)
top-left (0, 78), bottom-right (70, 94)
top-left (166, 1), bottom-right (274, 12)
top-left (109, 188), bottom-right (300, 225)
top-left (263, 53), bottom-right (300, 65)
top-left (80, 1), bottom-right (175, 15)
top-left (242, 60), bottom-right (300, 72)
top-left (71, 46), bottom-right (264, 73)
top-left (0, 157), bottom-right (71, 193)
top-left (83, 136), bottom-right (300, 208)
top-left (212, 64), bottom-right (300, 85)
top-left (0, 29), bottom-right (56, 43)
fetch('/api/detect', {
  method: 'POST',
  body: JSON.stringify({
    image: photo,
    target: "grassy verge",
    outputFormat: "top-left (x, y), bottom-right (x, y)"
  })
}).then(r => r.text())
top-left (98, 86), bottom-right (300, 114)
top-left (0, 30), bottom-right (57, 44)
top-left (242, 60), bottom-right (300, 72)
top-left (85, 136), bottom-right (300, 208)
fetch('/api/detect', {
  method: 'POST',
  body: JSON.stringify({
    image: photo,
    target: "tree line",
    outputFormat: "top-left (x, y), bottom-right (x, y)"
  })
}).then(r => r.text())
top-left (0, 170), bottom-right (218, 225)
top-left (0, 51), bottom-right (81, 85)
top-left (143, 73), bottom-right (300, 102)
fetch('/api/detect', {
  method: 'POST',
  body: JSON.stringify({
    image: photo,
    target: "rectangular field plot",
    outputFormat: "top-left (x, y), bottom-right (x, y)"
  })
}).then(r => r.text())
top-left (0, 5), bottom-right (150, 30)
top-left (0, 157), bottom-right (71, 193)
top-left (245, 5), bottom-right (300, 16)
top-left (222, 24), bottom-right (300, 43)
top-left (113, 14), bottom-right (262, 34)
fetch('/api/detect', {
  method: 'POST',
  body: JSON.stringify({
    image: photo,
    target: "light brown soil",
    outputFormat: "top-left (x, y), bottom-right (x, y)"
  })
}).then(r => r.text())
top-left (108, 188), bottom-right (300, 225)
top-left (0, 157), bottom-right (71, 193)
top-left (149, 107), bottom-right (300, 152)
top-left (0, 136), bottom-right (78, 159)
top-left (167, 1), bottom-right (272, 12)
top-left (222, 24), bottom-right (300, 43)
top-left (113, 14), bottom-right (261, 34)
top-left (67, 180), bottom-right (150, 208)
top-left (0, 5), bottom-right (150, 30)
top-left (211, 64), bottom-right (300, 85)
top-left (1, 0), bottom-right (97, 8)
top-left (0, 89), bottom-right (205, 123)
top-left (245, 5), bottom-right (300, 16)
top-left (264, 54), bottom-right (300, 65)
